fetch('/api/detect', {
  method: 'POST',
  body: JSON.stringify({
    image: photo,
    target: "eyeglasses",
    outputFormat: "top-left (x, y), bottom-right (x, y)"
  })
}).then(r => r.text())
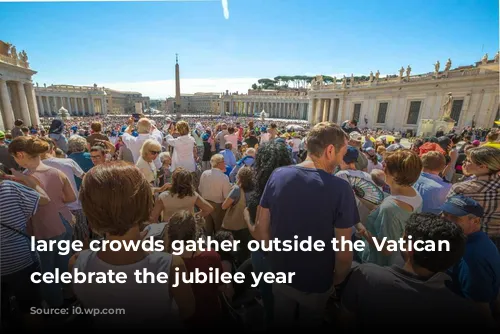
top-left (150, 151), bottom-right (161, 155)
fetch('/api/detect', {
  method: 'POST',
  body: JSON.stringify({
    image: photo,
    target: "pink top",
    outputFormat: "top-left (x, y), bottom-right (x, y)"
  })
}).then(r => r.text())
top-left (27, 167), bottom-right (72, 239)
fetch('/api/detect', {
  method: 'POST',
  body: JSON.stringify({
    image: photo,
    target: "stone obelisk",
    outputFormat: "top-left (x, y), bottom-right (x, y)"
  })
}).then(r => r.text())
top-left (174, 53), bottom-right (181, 120)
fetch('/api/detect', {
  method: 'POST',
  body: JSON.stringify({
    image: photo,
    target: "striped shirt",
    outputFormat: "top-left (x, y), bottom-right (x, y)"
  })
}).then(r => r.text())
top-left (448, 174), bottom-right (500, 238)
top-left (0, 180), bottom-right (40, 275)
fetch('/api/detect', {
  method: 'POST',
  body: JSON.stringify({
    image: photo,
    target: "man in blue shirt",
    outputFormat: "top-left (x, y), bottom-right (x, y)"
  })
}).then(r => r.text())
top-left (219, 142), bottom-right (236, 168)
top-left (414, 151), bottom-right (451, 214)
top-left (441, 195), bottom-right (500, 317)
top-left (247, 122), bottom-right (359, 329)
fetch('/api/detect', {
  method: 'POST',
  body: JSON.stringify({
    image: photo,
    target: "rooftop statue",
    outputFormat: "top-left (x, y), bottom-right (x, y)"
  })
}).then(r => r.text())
top-left (444, 58), bottom-right (452, 71)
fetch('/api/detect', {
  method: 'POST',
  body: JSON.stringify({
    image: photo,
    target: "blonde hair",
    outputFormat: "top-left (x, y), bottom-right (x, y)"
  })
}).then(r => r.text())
top-left (159, 151), bottom-right (171, 163)
top-left (137, 118), bottom-right (152, 134)
top-left (140, 139), bottom-right (161, 160)
top-left (468, 146), bottom-right (500, 174)
top-left (210, 153), bottom-right (224, 168)
top-left (176, 121), bottom-right (190, 136)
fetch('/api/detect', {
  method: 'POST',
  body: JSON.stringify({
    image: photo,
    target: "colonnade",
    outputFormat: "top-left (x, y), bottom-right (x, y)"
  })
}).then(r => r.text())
top-left (0, 79), bottom-right (39, 129)
top-left (220, 100), bottom-right (309, 120)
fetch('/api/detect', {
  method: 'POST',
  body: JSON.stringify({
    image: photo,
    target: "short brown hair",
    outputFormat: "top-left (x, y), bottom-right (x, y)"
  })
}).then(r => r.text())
top-left (306, 122), bottom-right (348, 157)
top-left (8, 136), bottom-right (49, 157)
top-left (176, 121), bottom-right (190, 136)
top-left (421, 151), bottom-right (446, 172)
top-left (237, 166), bottom-right (254, 192)
top-left (383, 149), bottom-right (422, 186)
top-left (169, 167), bottom-right (194, 199)
top-left (91, 122), bottom-right (102, 132)
top-left (486, 131), bottom-right (499, 142)
top-left (80, 162), bottom-right (153, 236)
top-left (166, 210), bottom-right (198, 252)
top-left (39, 137), bottom-right (56, 152)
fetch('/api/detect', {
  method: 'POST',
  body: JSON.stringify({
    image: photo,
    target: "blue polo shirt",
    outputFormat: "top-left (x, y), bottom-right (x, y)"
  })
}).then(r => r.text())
top-left (448, 231), bottom-right (500, 311)
top-left (260, 165), bottom-right (359, 293)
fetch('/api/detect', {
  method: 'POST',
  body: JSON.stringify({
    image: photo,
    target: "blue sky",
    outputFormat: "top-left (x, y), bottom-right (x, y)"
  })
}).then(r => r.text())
top-left (1, 0), bottom-right (498, 98)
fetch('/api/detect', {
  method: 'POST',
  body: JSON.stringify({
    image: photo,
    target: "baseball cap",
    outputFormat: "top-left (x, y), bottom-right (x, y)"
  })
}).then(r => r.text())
top-left (365, 147), bottom-right (376, 157)
top-left (440, 195), bottom-right (484, 218)
top-left (349, 131), bottom-right (362, 142)
top-left (343, 146), bottom-right (359, 164)
top-left (0, 131), bottom-right (5, 140)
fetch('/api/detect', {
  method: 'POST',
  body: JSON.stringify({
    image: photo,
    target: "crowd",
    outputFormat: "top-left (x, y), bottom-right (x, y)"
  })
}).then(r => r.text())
top-left (1, 113), bottom-right (500, 332)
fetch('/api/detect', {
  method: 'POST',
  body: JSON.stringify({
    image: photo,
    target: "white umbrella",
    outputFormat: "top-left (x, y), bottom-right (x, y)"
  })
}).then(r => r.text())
top-left (286, 124), bottom-right (305, 131)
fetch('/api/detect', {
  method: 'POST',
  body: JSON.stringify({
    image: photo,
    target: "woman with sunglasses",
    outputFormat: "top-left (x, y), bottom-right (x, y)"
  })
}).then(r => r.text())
top-left (137, 139), bottom-right (169, 194)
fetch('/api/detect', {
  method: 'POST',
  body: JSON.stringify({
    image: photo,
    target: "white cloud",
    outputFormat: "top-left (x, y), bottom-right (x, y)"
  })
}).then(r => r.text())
top-left (222, 0), bottom-right (229, 19)
top-left (85, 77), bottom-right (259, 99)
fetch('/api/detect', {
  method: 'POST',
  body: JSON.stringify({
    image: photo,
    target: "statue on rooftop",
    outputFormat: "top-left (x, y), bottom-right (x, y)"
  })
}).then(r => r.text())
top-left (375, 70), bottom-right (380, 81)
top-left (406, 65), bottom-right (411, 80)
top-left (342, 76), bottom-right (347, 88)
top-left (10, 46), bottom-right (17, 60)
top-left (19, 50), bottom-right (28, 63)
top-left (434, 60), bottom-right (440, 73)
top-left (350, 73), bottom-right (354, 85)
top-left (494, 52), bottom-right (499, 63)
top-left (445, 58), bottom-right (452, 71)
top-left (481, 53), bottom-right (488, 64)
top-left (399, 66), bottom-right (404, 79)
top-left (369, 71), bottom-right (373, 82)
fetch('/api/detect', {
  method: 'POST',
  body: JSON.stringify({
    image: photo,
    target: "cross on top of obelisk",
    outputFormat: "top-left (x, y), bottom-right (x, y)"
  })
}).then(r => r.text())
top-left (176, 53), bottom-right (178, 64)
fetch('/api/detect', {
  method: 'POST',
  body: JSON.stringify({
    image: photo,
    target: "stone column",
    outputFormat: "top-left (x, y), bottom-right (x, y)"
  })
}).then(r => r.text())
top-left (328, 99), bottom-right (335, 122)
top-left (16, 81), bottom-right (32, 126)
top-left (67, 97), bottom-right (72, 114)
top-left (37, 96), bottom-right (45, 116)
top-left (0, 80), bottom-right (15, 130)
top-left (25, 83), bottom-right (40, 126)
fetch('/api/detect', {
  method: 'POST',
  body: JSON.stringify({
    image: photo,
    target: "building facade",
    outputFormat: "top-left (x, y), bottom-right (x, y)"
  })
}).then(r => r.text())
top-left (166, 93), bottom-right (221, 114)
top-left (0, 41), bottom-right (40, 130)
top-left (220, 90), bottom-right (309, 119)
top-left (308, 55), bottom-right (500, 131)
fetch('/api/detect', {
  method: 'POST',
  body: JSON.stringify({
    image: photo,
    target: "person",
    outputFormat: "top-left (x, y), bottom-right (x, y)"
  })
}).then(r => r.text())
top-left (122, 117), bottom-right (162, 168)
top-left (8, 136), bottom-right (76, 308)
top-left (364, 147), bottom-right (382, 172)
top-left (71, 162), bottom-right (195, 328)
top-left (413, 151), bottom-right (452, 214)
top-left (441, 195), bottom-right (500, 317)
top-left (221, 166), bottom-right (254, 264)
top-left (165, 121), bottom-right (198, 174)
top-left (48, 119), bottom-right (68, 153)
top-left (244, 140), bottom-right (293, 325)
top-left (0, 130), bottom-right (19, 172)
top-left (11, 119), bottom-right (24, 139)
top-left (341, 213), bottom-right (496, 330)
top-left (0, 170), bottom-right (50, 330)
top-left (86, 122), bottom-right (109, 148)
top-left (447, 146), bottom-right (500, 250)
top-left (359, 149), bottom-right (423, 266)
top-left (136, 139), bottom-right (161, 186)
top-left (198, 154), bottom-right (231, 236)
top-left (248, 122), bottom-right (358, 328)
top-left (149, 167), bottom-right (213, 223)
top-left (40, 137), bottom-right (88, 245)
top-left (219, 142), bottom-right (236, 168)
top-left (386, 137), bottom-right (403, 152)
top-left (89, 145), bottom-right (106, 167)
top-left (165, 210), bottom-right (224, 329)
top-left (229, 147), bottom-right (255, 183)
top-left (348, 131), bottom-right (368, 171)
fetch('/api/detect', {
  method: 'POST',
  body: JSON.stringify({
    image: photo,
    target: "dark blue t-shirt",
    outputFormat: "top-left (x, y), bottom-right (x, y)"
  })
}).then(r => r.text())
top-left (448, 231), bottom-right (500, 311)
top-left (260, 165), bottom-right (359, 293)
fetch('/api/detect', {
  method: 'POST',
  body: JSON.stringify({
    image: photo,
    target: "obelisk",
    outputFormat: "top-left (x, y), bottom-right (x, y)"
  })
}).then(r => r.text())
top-left (174, 53), bottom-right (181, 120)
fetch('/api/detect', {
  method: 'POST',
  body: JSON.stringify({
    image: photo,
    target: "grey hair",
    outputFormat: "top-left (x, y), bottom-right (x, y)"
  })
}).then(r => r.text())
top-left (68, 135), bottom-right (87, 153)
top-left (159, 151), bottom-right (171, 163)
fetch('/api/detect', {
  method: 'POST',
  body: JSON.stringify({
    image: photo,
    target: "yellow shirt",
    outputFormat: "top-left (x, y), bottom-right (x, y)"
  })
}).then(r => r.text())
top-left (483, 142), bottom-right (500, 149)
